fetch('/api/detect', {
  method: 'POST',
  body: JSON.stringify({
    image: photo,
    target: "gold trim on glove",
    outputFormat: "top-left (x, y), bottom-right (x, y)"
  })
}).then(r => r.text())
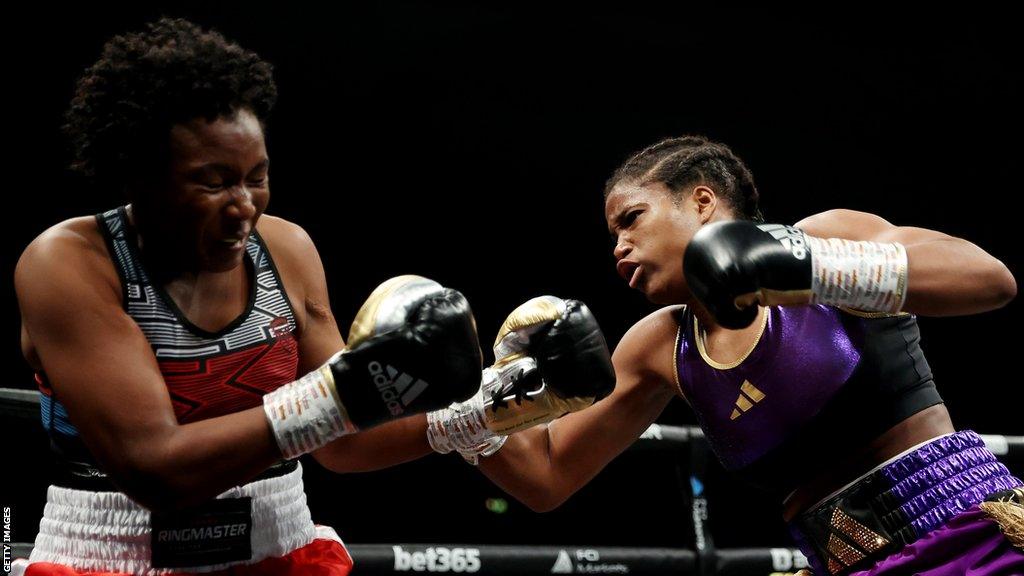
top-left (492, 296), bottom-right (566, 356)
top-left (348, 275), bottom-right (441, 347)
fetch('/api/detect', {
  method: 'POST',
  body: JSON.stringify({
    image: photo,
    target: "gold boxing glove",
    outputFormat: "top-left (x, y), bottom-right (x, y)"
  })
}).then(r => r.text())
top-left (426, 296), bottom-right (615, 463)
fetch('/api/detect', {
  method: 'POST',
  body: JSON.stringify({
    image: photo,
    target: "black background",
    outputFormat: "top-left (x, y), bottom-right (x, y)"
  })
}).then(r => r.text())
top-left (4, 4), bottom-right (1021, 550)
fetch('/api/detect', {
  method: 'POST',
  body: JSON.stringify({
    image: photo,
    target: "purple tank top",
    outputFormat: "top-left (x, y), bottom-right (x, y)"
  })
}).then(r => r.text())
top-left (676, 305), bottom-right (862, 470)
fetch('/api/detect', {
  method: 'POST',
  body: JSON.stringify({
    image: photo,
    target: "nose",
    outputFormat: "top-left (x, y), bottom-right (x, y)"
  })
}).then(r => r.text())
top-left (613, 237), bottom-right (632, 260)
top-left (225, 185), bottom-right (257, 220)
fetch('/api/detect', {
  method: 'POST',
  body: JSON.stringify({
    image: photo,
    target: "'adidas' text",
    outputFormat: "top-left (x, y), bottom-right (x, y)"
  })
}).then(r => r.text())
top-left (368, 362), bottom-right (430, 416)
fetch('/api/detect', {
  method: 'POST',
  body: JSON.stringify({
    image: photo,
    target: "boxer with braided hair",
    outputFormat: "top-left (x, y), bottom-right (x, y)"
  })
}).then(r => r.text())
top-left (469, 135), bottom-right (1022, 575)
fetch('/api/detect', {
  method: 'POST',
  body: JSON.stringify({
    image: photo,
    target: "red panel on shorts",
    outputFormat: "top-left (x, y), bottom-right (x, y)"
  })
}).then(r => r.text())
top-left (24, 537), bottom-right (353, 576)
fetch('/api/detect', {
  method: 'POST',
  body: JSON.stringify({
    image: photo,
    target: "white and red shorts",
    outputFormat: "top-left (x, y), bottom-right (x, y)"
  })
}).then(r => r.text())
top-left (12, 464), bottom-right (353, 575)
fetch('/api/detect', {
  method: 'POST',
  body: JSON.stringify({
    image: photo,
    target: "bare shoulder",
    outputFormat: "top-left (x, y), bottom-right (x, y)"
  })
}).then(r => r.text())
top-left (16, 216), bottom-right (123, 365)
top-left (255, 215), bottom-right (327, 286)
top-left (20, 215), bottom-right (110, 261)
top-left (16, 216), bottom-right (119, 301)
top-left (255, 214), bottom-right (317, 256)
top-left (255, 214), bottom-right (336, 335)
top-left (613, 305), bottom-right (684, 393)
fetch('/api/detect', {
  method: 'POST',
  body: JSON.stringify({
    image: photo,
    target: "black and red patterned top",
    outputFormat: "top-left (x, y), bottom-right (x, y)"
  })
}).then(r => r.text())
top-left (38, 206), bottom-right (299, 467)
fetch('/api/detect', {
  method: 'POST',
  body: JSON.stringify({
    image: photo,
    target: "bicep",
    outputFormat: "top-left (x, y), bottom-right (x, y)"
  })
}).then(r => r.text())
top-left (792, 209), bottom-right (1014, 314)
top-left (485, 351), bottom-right (675, 510)
top-left (479, 310), bottom-right (680, 510)
top-left (16, 254), bottom-right (178, 472)
top-left (794, 209), bottom-right (953, 246)
top-left (272, 222), bottom-right (345, 373)
top-left (297, 295), bottom-right (345, 373)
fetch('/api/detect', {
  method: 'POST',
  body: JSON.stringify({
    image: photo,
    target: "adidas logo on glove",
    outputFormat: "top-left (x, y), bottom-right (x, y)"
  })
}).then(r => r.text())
top-left (368, 361), bottom-right (429, 416)
top-left (758, 223), bottom-right (808, 260)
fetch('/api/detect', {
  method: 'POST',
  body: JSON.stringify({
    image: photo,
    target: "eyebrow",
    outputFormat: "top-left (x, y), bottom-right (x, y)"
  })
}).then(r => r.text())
top-left (248, 159), bottom-right (270, 173)
top-left (602, 204), bottom-right (626, 234)
top-left (187, 159), bottom-right (270, 176)
top-left (608, 203), bottom-right (640, 235)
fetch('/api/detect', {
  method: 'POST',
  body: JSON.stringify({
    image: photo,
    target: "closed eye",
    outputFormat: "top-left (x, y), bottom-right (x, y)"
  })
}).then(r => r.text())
top-left (198, 181), bottom-right (226, 191)
top-left (622, 209), bottom-right (642, 227)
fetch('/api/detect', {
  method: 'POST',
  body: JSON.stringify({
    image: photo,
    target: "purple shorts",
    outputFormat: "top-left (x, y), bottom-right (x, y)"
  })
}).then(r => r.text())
top-left (790, 430), bottom-right (1022, 575)
top-left (852, 505), bottom-right (1022, 575)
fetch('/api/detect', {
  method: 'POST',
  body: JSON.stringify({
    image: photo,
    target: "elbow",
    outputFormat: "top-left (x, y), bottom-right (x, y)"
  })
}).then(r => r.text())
top-left (310, 451), bottom-right (353, 474)
top-left (105, 445), bottom-right (195, 512)
top-left (525, 499), bottom-right (563, 514)
top-left (134, 489), bottom-right (187, 513)
top-left (126, 477), bottom-right (215, 512)
top-left (997, 269), bottom-right (1017, 307)
top-left (111, 468), bottom-right (188, 512)
top-left (986, 264), bottom-right (1017, 310)
top-left (493, 471), bottom-right (570, 512)
top-left (310, 441), bottom-right (385, 474)
top-left (519, 489), bottom-right (571, 513)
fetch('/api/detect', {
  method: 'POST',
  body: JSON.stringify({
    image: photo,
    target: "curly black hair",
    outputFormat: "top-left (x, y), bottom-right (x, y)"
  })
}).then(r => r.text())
top-left (64, 17), bottom-right (277, 193)
top-left (605, 135), bottom-right (764, 222)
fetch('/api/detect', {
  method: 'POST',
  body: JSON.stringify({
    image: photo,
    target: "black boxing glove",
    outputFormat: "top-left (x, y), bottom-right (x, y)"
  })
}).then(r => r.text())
top-left (427, 296), bottom-right (615, 462)
top-left (684, 221), bottom-right (908, 329)
top-left (264, 275), bottom-right (482, 459)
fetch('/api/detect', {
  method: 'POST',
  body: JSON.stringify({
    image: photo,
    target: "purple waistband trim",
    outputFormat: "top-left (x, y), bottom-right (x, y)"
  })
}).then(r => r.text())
top-left (789, 430), bottom-right (1022, 576)
top-left (878, 430), bottom-right (1022, 538)
top-left (880, 430), bottom-right (986, 483)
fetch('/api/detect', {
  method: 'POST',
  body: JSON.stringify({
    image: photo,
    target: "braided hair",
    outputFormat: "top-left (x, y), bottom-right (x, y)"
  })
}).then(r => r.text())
top-left (605, 135), bottom-right (763, 222)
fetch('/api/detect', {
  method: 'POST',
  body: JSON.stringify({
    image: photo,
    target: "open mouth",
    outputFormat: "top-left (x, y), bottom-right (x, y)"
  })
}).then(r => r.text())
top-left (218, 227), bottom-right (250, 250)
top-left (616, 260), bottom-right (642, 288)
top-left (628, 265), bottom-right (643, 289)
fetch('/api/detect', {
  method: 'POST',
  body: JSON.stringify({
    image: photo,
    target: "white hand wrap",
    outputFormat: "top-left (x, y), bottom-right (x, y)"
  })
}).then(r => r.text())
top-left (426, 296), bottom-right (581, 465)
top-left (262, 352), bottom-right (357, 460)
top-left (426, 386), bottom-right (491, 454)
top-left (807, 237), bottom-right (908, 313)
top-left (425, 357), bottom-right (538, 463)
top-left (426, 397), bottom-right (509, 465)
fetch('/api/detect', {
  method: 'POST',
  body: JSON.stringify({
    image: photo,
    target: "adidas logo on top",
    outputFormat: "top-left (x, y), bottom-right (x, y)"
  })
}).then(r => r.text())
top-left (730, 380), bottom-right (765, 420)
top-left (368, 361), bottom-right (429, 416)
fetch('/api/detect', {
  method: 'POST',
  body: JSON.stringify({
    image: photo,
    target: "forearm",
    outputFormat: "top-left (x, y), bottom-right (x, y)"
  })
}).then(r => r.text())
top-left (312, 414), bottom-right (434, 473)
top-left (478, 425), bottom-right (567, 512)
top-left (890, 235), bottom-right (1016, 315)
top-left (108, 406), bottom-right (281, 511)
top-left (790, 209), bottom-right (1017, 316)
top-left (478, 411), bottom-right (647, 512)
top-left (111, 405), bottom-right (436, 508)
